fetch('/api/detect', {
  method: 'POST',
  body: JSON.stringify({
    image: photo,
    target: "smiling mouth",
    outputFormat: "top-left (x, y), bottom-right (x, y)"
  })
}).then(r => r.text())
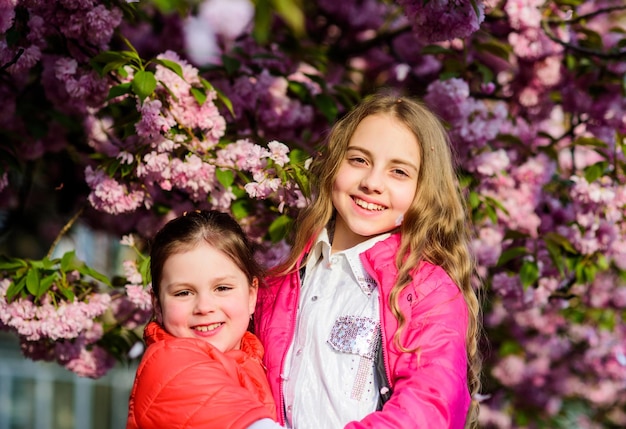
top-left (194, 322), bottom-right (223, 332)
top-left (353, 197), bottom-right (385, 211)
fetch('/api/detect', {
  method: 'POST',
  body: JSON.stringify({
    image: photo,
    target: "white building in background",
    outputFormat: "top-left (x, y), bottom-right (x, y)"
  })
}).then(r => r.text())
top-left (0, 332), bottom-right (137, 429)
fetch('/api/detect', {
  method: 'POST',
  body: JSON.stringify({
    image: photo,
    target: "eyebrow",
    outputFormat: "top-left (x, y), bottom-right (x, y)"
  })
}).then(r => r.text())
top-left (346, 145), bottom-right (419, 172)
top-left (164, 275), bottom-right (242, 289)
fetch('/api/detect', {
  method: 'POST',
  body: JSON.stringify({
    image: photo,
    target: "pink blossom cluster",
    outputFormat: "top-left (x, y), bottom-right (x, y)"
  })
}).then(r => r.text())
top-left (397, 0), bottom-right (485, 43)
top-left (0, 277), bottom-right (116, 378)
top-left (217, 68), bottom-right (317, 142)
top-left (153, 51), bottom-right (227, 150)
top-left (110, 255), bottom-right (152, 330)
top-left (425, 78), bottom-right (509, 159)
top-left (559, 176), bottom-right (626, 267)
top-left (0, 278), bottom-right (111, 342)
top-left (84, 166), bottom-right (148, 215)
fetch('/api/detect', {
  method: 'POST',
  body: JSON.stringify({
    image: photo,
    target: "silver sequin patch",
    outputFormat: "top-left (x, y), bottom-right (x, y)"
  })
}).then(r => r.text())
top-left (327, 316), bottom-right (380, 359)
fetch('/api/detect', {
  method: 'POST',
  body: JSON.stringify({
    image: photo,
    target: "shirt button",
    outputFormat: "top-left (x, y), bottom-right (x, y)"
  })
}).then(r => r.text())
top-left (311, 295), bottom-right (318, 301)
top-left (296, 349), bottom-right (302, 356)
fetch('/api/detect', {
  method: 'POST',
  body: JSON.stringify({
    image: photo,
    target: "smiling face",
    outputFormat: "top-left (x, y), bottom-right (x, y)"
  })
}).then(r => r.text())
top-left (157, 241), bottom-right (257, 353)
top-left (331, 113), bottom-right (420, 251)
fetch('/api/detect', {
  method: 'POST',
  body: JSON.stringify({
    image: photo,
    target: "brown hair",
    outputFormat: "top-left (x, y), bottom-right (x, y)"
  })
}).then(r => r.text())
top-left (272, 92), bottom-right (482, 427)
top-left (150, 210), bottom-right (264, 309)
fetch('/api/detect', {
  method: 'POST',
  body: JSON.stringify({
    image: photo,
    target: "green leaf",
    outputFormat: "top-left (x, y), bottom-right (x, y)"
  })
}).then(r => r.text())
top-left (58, 284), bottom-right (75, 301)
top-left (474, 40), bottom-right (512, 61)
top-left (253, 0), bottom-right (273, 44)
top-left (272, 0), bottom-right (306, 37)
top-left (77, 264), bottom-right (112, 287)
top-left (190, 87), bottom-right (207, 106)
top-left (468, 191), bottom-right (480, 209)
top-left (268, 214), bottom-right (293, 243)
top-left (584, 162), bottom-right (608, 183)
top-left (573, 136), bottom-right (608, 148)
top-left (61, 251), bottom-right (76, 272)
top-left (231, 199), bottom-right (252, 220)
top-left (314, 93), bottom-right (338, 123)
top-left (583, 263), bottom-right (597, 283)
top-left (201, 78), bottom-right (234, 116)
top-left (485, 205), bottom-right (498, 224)
top-left (475, 63), bottom-right (494, 83)
top-left (139, 257), bottom-right (151, 286)
top-left (216, 168), bottom-right (235, 188)
top-left (107, 83), bottom-right (132, 100)
top-left (578, 28), bottom-right (603, 50)
top-left (132, 70), bottom-right (157, 101)
top-left (6, 277), bottom-right (26, 302)
top-left (520, 260), bottom-right (539, 289)
top-left (496, 246), bottom-right (528, 266)
top-left (38, 273), bottom-right (57, 300)
top-left (26, 268), bottom-right (40, 296)
top-left (103, 60), bottom-right (131, 76)
top-left (152, 58), bottom-right (184, 79)
top-left (0, 256), bottom-right (27, 271)
top-left (221, 55), bottom-right (241, 76)
top-left (288, 81), bottom-right (310, 101)
top-left (545, 239), bottom-right (565, 277)
top-left (544, 232), bottom-right (577, 254)
top-left (291, 165), bottom-right (311, 198)
top-left (498, 340), bottom-right (523, 356)
top-left (288, 148), bottom-right (311, 165)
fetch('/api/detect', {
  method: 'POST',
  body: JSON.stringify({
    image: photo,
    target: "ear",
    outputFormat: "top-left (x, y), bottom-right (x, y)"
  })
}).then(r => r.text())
top-left (248, 277), bottom-right (259, 315)
top-left (151, 292), bottom-right (163, 324)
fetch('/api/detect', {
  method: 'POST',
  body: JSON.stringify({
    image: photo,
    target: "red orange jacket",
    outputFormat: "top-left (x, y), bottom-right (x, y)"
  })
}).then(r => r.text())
top-left (126, 321), bottom-right (276, 429)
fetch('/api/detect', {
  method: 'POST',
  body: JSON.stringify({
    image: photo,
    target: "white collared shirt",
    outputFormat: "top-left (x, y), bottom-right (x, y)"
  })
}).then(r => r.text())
top-left (282, 228), bottom-right (389, 429)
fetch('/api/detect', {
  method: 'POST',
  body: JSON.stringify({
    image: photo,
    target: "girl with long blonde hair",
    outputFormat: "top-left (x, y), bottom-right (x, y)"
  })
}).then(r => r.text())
top-left (255, 93), bottom-right (481, 428)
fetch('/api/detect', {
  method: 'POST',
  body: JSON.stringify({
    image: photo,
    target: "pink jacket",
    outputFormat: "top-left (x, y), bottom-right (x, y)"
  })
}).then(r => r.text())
top-left (254, 233), bottom-right (470, 428)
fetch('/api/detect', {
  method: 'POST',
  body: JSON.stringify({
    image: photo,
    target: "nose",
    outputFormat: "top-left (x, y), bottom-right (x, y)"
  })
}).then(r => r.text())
top-left (360, 168), bottom-right (385, 193)
top-left (193, 292), bottom-right (215, 315)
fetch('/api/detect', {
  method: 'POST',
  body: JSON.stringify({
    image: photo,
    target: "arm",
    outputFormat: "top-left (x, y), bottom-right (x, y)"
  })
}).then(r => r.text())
top-left (246, 418), bottom-right (285, 429)
top-left (347, 273), bottom-right (471, 429)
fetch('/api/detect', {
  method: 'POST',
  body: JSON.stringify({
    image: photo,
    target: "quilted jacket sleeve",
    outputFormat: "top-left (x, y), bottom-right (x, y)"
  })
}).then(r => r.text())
top-left (348, 255), bottom-right (471, 429)
top-left (127, 340), bottom-right (275, 429)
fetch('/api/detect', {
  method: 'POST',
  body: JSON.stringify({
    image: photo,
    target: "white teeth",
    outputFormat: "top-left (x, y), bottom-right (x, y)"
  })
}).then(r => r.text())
top-left (354, 198), bottom-right (385, 211)
top-left (195, 323), bottom-right (222, 332)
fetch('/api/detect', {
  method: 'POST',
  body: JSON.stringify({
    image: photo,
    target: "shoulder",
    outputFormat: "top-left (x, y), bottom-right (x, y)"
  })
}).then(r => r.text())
top-left (412, 262), bottom-right (462, 300)
top-left (138, 336), bottom-right (233, 382)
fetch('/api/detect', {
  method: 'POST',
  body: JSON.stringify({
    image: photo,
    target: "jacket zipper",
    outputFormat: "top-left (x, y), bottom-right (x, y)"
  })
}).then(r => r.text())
top-left (377, 276), bottom-right (393, 406)
top-left (278, 265), bottom-right (305, 425)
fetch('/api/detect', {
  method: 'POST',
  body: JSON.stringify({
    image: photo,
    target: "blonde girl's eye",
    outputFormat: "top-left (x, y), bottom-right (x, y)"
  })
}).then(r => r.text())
top-left (392, 168), bottom-right (410, 177)
top-left (349, 156), bottom-right (368, 165)
top-left (173, 290), bottom-right (192, 297)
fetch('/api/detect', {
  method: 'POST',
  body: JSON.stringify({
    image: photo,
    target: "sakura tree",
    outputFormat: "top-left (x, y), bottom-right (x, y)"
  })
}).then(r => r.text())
top-left (1, 0), bottom-right (625, 427)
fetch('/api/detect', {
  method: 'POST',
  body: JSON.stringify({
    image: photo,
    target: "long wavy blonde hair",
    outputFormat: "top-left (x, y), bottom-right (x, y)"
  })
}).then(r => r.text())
top-left (272, 92), bottom-right (482, 427)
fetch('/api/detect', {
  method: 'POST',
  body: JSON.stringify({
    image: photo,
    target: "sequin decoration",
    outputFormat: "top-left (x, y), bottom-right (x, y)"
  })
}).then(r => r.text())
top-left (327, 316), bottom-right (380, 359)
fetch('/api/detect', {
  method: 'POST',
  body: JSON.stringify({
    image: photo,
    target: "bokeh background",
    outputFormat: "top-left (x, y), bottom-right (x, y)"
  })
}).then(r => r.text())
top-left (1, 1), bottom-right (625, 428)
